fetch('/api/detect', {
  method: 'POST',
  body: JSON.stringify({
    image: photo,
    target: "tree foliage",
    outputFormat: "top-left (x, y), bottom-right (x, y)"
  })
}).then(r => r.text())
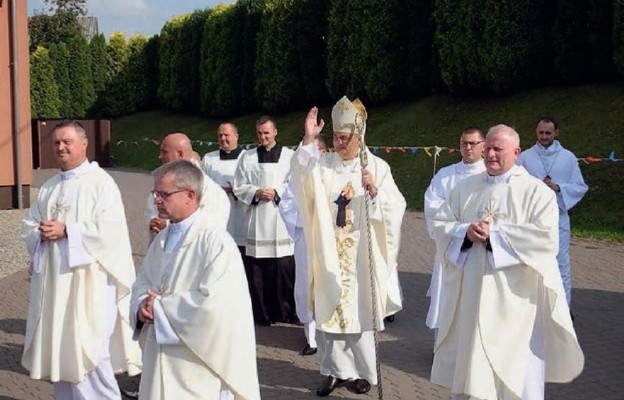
top-left (89, 34), bottom-right (108, 100)
top-left (615, 0), bottom-right (624, 74)
top-left (66, 35), bottom-right (95, 117)
top-left (41, 0), bottom-right (88, 16)
top-left (158, 10), bottom-right (211, 112)
top-left (28, 12), bottom-right (82, 52)
top-left (48, 42), bottom-right (72, 117)
top-left (255, 0), bottom-right (304, 112)
top-left (30, 46), bottom-right (61, 119)
top-left (294, 0), bottom-right (330, 106)
top-left (326, 0), bottom-right (350, 99)
top-left (199, 4), bottom-right (242, 117)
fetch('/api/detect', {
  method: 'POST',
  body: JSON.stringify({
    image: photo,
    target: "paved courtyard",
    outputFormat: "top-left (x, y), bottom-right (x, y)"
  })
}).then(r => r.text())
top-left (0, 169), bottom-right (622, 399)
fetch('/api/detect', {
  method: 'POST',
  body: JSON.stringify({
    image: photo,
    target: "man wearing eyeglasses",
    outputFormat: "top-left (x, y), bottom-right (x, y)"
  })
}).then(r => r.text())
top-left (424, 128), bottom-right (485, 331)
top-left (21, 120), bottom-right (141, 399)
top-left (516, 117), bottom-right (588, 308)
top-left (291, 97), bottom-right (405, 396)
top-left (131, 160), bottom-right (260, 400)
top-left (144, 132), bottom-right (230, 244)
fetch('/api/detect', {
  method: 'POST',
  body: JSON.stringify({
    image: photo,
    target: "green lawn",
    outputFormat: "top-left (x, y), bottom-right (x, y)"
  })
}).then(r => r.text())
top-left (111, 81), bottom-right (624, 242)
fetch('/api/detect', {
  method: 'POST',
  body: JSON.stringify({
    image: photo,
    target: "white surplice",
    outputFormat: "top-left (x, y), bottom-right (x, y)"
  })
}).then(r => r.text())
top-left (233, 146), bottom-right (294, 258)
top-left (291, 143), bottom-right (405, 382)
top-left (21, 161), bottom-right (142, 386)
top-left (431, 166), bottom-right (584, 400)
top-left (202, 148), bottom-right (247, 246)
top-left (131, 208), bottom-right (260, 400)
top-left (144, 170), bottom-right (230, 243)
top-left (424, 159), bottom-right (485, 329)
top-left (517, 140), bottom-right (588, 304)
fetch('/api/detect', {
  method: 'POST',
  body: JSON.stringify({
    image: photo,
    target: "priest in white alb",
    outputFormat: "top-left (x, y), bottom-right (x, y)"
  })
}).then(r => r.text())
top-left (424, 128), bottom-right (485, 330)
top-left (21, 120), bottom-right (141, 399)
top-left (131, 159), bottom-right (260, 400)
top-left (144, 132), bottom-right (230, 244)
top-left (516, 116), bottom-right (588, 305)
top-left (202, 122), bottom-right (248, 254)
top-left (431, 124), bottom-right (584, 400)
top-left (291, 98), bottom-right (405, 397)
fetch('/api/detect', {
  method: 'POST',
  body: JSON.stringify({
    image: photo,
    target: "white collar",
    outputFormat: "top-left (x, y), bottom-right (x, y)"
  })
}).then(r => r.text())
top-left (60, 159), bottom-right (90, 180)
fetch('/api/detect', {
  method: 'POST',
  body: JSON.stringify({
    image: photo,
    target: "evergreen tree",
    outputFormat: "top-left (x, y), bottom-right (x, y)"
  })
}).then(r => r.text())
top-left (48, 42), bottom-right (73, 117)
top-left (30, 46), bottom-right (61, 119)
top-left (66, 35), bottom-right (95, 117)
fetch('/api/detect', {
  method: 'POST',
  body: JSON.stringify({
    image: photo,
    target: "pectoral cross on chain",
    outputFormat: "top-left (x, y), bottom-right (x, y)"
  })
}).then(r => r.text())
top-left (479, 201), bottom-right (507, 223)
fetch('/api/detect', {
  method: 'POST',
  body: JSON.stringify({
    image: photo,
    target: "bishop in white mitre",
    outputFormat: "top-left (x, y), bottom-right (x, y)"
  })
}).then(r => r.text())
top-left (291, 98), bottom-right (405, 396)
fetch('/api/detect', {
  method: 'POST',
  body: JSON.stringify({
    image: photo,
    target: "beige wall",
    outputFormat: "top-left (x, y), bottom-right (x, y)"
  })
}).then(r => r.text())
top-left (0, 0), bottom-right (33, 207)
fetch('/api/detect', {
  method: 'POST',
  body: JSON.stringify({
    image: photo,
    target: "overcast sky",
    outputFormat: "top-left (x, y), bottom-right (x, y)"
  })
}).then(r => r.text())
top-left (28, 0), bottom-right (235, 37)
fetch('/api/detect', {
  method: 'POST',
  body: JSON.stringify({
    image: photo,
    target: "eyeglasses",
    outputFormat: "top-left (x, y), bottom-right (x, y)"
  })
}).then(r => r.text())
top-left (460, 140), bottom-right (484, 147)
top-left (151, 189), bottom-right (187, 200)
top-left (333, 133), bottom-right (354, 144)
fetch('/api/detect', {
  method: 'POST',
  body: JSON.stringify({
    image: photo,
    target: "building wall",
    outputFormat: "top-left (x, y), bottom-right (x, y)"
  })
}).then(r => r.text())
top-left (0, 0), bottom-right (33, 208)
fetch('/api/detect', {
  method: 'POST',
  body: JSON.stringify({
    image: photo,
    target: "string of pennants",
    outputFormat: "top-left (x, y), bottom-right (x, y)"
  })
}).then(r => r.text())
top-left (114, 138), bottom-right (621, 164)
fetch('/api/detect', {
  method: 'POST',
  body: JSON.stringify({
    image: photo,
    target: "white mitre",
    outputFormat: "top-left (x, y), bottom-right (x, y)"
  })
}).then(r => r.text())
top-left (331, 96), bottom-right (368, 138)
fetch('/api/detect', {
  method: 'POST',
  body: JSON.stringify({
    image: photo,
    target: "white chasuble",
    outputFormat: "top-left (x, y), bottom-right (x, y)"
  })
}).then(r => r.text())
top-left (233, 146), bottom-right (294, 258)
top-left (131, 209), bottom-right (260, 400)
top-left (431, 166), bottom-right (584, 399)
top-left (291, 143), bottom-right (405, 334)
top-left (21, 161), bottom-right (141, 383)
top-left (202, 149), bottom-right (247, 246)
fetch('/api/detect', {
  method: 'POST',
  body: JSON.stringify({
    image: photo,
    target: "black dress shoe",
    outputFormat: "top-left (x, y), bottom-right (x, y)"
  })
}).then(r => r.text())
top-left (384, 315), bottom-right (395, 323)
top-left (120, 388), bottom-right (139, 399)
top-left (348, 379), bottom-right (371, 394)
top-left (316, 376), bottom-right (348, 397)
top-left (300, 344), bottom-right (318, 356)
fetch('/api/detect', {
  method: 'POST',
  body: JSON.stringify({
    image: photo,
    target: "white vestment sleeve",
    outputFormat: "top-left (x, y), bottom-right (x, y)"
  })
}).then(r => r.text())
top-left (66, 223), bottom-right (96, 268)
top-left (32, 240), bottom-right (45, 274)
top-left (424, 178), bottom-right (446, 239)
top-left (296, 142), bottom-right (321, 168)
top-left (130, 293), bottom-right (148, 338)
top-left (556, 162), bottom-right (588, 212)
top-left (445, 224), bottom-right (469, 268)
top-left (489, 225), bottom-right (523, 269)
top-left (153, 299), bottom-right (182, 345)
top-left (278, 183), bottom-right (298, 238)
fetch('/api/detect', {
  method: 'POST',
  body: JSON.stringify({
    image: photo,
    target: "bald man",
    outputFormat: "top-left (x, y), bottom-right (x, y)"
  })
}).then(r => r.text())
top-left (144, 133), bottom-right (230, 244)
top-left (431, 125), bottom-right (583, 400)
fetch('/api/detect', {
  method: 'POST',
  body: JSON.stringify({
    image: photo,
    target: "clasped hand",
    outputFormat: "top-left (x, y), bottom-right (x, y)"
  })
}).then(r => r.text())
top-left (255, 188), bottom-right (276, 201)
top-left (467, 220), bottom-right (490, 243)
top-left (39, 220), bottom-right (66, 241)
top-left (138, 289), bottom-right (160, 324)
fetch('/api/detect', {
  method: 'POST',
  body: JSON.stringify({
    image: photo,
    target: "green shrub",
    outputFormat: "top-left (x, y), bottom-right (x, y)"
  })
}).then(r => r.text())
top-left (30, 46), bottom-right (61, 119)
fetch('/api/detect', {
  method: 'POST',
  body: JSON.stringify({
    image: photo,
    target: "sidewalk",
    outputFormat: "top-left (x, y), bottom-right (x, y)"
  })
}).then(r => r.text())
top-left (0, 169), bottom-right (622, 399)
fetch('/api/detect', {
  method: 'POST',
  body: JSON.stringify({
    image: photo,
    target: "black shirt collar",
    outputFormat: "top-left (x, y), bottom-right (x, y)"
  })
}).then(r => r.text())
top-left (219, 146), bottom-right (243, 160)
top-left (257, 144), bottom-right (283, 163)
